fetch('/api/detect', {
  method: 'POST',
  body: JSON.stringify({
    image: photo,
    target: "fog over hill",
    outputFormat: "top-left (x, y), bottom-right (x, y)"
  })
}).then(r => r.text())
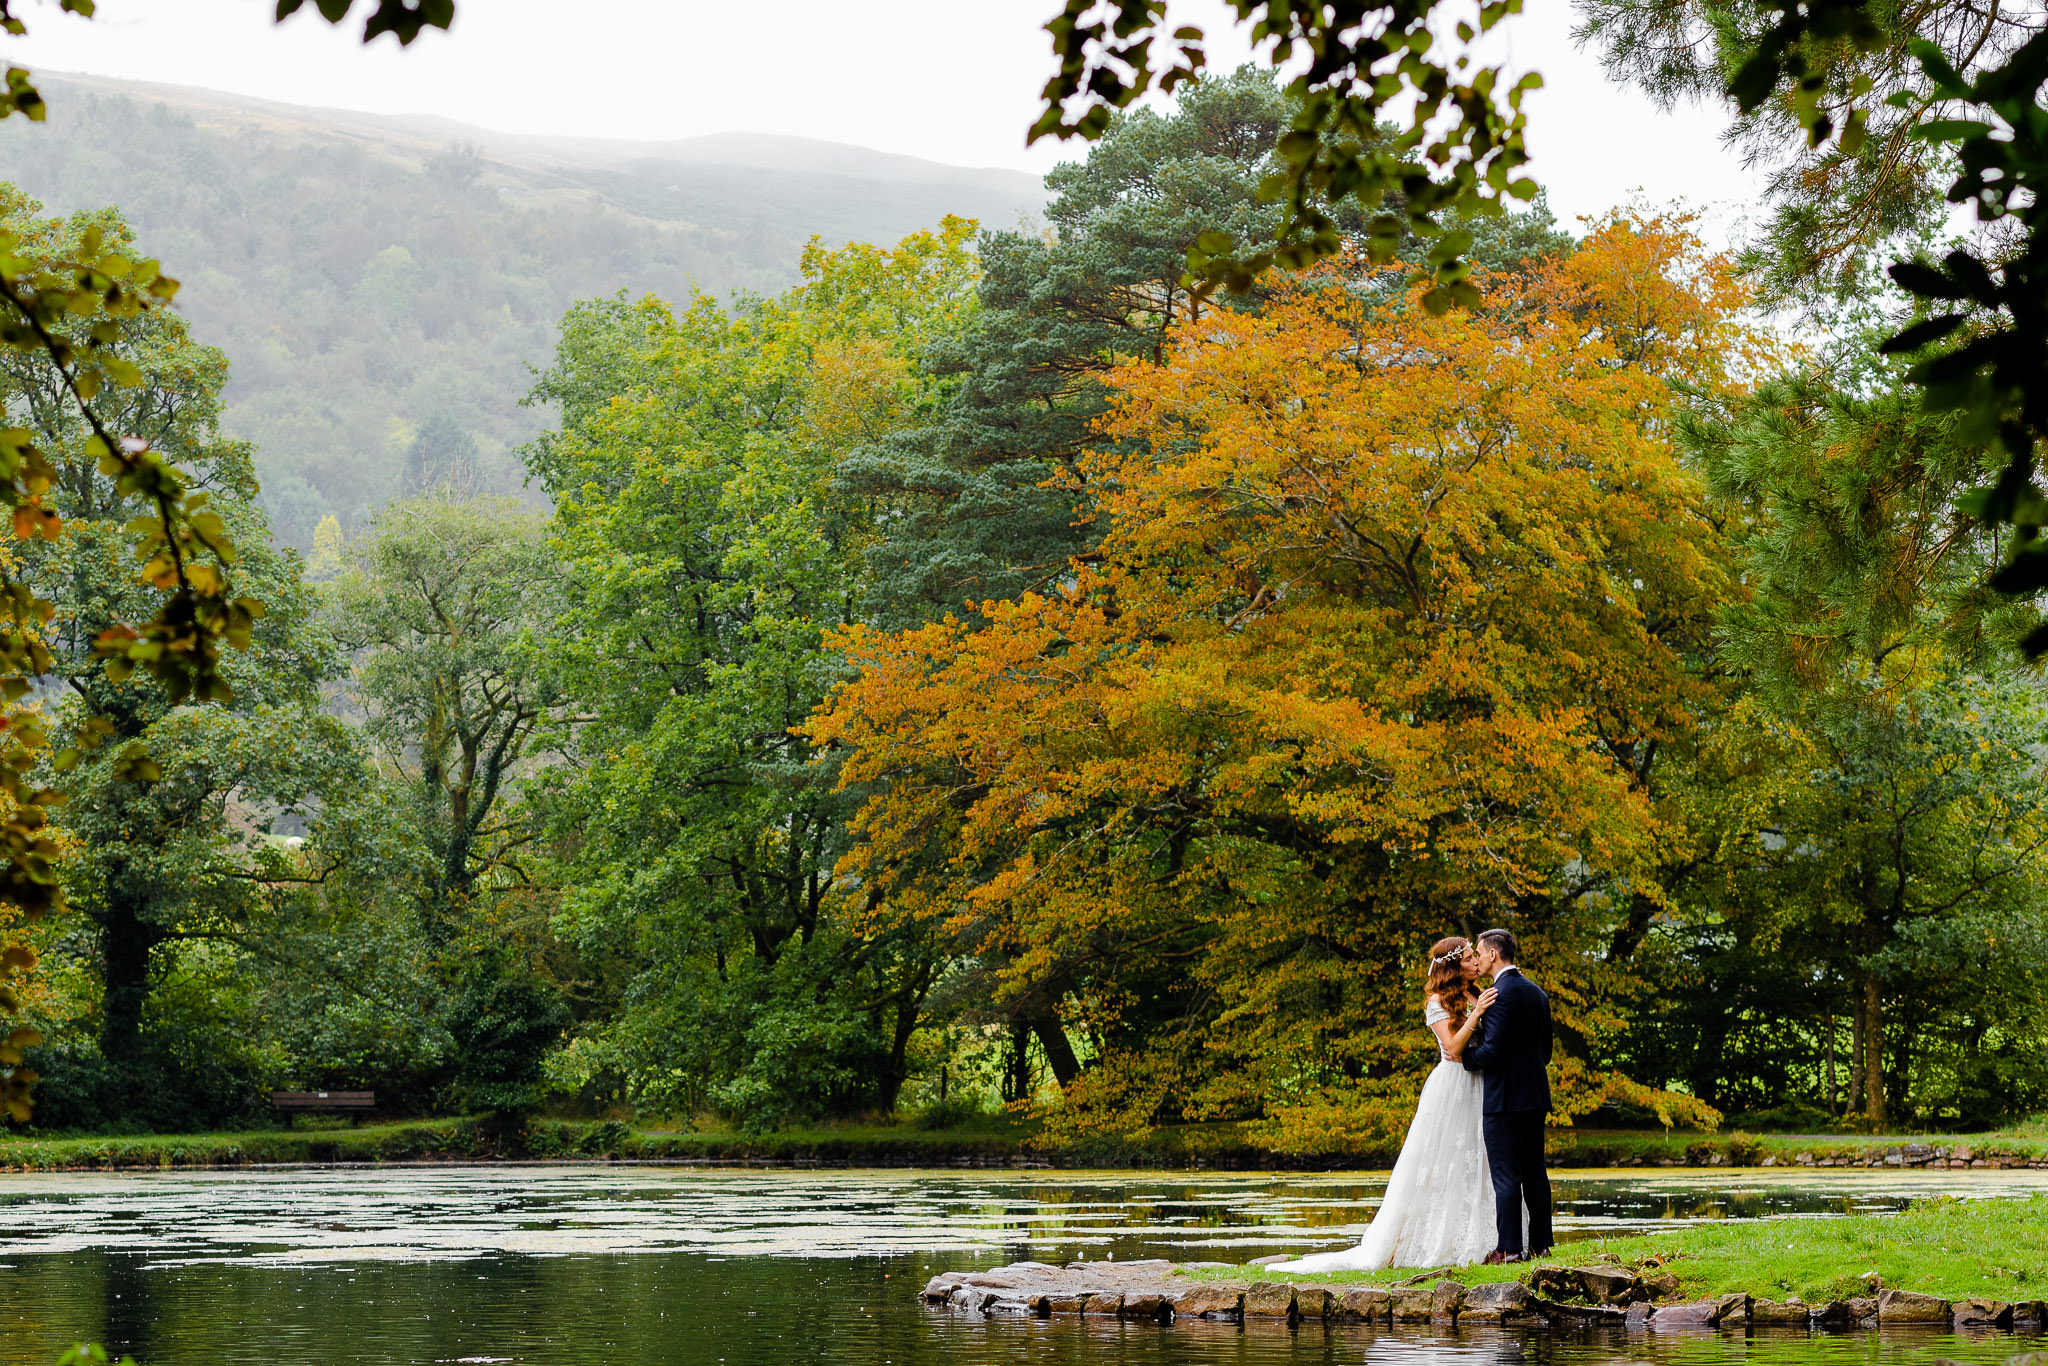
top-left (0, 73), bottom-right (1046, 546)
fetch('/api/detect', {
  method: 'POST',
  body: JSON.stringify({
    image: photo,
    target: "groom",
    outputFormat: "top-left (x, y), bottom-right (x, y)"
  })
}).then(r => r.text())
top-left (1461, 927), bottom-right (1554, 1263)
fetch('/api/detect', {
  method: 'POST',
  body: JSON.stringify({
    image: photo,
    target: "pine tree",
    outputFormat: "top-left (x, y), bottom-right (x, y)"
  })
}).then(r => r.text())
top-left (836, 69), bottom-right (1302, 628)
top-left (839, 68), bottom-right (1569, 630)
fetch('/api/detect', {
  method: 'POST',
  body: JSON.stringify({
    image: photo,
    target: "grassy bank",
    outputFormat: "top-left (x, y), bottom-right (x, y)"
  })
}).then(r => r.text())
top-left (1184, 1192), bottom-right (2048, 1305)
top-left (1548, 1126), bottom-right (2048, 1169)
top-left (2, 1115), bottom-right (2046, 1171)
top-left (0, 1117), bottom-right (1035, 1170)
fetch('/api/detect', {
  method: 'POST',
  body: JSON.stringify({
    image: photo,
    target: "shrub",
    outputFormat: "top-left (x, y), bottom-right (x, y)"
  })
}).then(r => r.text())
top-left (1725, 1131), bottom-right (1765, 1165)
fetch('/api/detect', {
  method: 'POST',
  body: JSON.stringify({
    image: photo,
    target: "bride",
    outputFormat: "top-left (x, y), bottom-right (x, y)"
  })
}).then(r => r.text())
top-left (1273, 936), bottom-right (1504, 1271)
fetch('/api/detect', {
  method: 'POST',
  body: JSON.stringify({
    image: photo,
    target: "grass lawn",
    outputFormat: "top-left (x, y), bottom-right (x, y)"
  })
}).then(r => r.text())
top-left (1177, 1193), bottom-right (2048, 1304)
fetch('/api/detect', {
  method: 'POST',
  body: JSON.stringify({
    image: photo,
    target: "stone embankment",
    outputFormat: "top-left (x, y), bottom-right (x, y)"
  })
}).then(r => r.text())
top-left (1782, 1143), bottom-right (2048, 1170)
top-left (1606, 1140), bottom-right (2048, 1169)
top-left (921, 1259), bottom-right (2048, 1332)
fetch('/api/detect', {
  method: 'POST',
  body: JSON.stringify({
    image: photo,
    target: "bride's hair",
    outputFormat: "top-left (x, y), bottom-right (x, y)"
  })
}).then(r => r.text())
top-left (1425, 936), bottom-right (1478, 1030)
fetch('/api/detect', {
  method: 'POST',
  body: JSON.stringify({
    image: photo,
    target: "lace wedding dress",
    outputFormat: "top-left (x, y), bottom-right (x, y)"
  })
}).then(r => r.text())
top-left (1272, 995), bottom-right (1501, 1271)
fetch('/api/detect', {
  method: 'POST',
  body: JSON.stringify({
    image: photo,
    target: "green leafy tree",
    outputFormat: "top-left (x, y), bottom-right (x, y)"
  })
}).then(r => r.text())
top-left (0, 196), bottom-right (361, 1120)
top-left (327, 496), bottom-right (561, 933)
top-left (0, 180), bottom-right (256, 1118)
top-left (443, 942), bottom-right (570, 1116)
top-left (525, 221), bottom-right (978, 1126)
top-left (1640, 369), bottom-right (2048, 1130)
top-left (1673, 674), bottom-right (2048, 1129)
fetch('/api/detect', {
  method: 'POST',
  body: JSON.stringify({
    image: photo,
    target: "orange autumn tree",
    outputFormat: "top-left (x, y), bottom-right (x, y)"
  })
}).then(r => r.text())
top-left (811, 213), bottom-right (1767, 1151)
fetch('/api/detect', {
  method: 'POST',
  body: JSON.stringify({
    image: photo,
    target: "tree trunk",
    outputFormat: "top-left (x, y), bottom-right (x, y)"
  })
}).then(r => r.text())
top-left (1860, 970), bottom-right (1887, 1128)
top-left (1887, 1028), bottom-right (1911, 1123)
top-left (1003, 1023), bottom-right (1031, 1103)
top-left (1824, 1009), bottom-right (1837, 1116)
top-left (98, 878), bottom-right (160, 1065)
top-left (1032, 1015), bottom-right (1083, 1088)
top-left (1848, 993), bottom-right (1866, 1115)
top-left (1695, 1018), bottom-right (1727, 1109)
top-left (873, 980), bottom-right (926, 1113)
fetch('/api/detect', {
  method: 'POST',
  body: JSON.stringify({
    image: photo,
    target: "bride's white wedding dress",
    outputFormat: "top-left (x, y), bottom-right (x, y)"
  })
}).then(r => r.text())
top-left (1273, 995), bottom-right (1501, 1271)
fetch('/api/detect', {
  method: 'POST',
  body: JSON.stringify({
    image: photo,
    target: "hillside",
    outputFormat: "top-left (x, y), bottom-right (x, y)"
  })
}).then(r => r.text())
top-left (0, 73), bottom-right (1046, 546)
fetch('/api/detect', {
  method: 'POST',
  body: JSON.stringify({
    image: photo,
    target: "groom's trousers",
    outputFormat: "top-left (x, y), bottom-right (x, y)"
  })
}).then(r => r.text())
top-left (1481, 1109), bottom-right (1553, 1254)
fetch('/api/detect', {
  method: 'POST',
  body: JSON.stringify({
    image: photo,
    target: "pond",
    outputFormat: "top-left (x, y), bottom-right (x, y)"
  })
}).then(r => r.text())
top-left (0, 1166), bottom-right (2040, 1366)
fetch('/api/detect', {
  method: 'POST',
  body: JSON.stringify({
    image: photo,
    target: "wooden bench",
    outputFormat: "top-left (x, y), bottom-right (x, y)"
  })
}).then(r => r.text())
top-left (270, 1090), bottom-right (376, 1126)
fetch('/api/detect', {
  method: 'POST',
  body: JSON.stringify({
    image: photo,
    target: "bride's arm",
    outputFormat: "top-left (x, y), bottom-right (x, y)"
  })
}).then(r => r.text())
top-left (1432, 989), bottom-right (1498, 1061)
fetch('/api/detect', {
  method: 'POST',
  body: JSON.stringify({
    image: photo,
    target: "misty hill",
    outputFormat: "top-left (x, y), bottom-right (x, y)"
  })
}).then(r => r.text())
top-left (0, 73), bottom-right (1046, 546)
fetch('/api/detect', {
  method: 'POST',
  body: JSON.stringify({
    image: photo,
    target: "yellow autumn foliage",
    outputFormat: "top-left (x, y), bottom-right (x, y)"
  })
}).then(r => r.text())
top-left (812, 214), bottom-right (1764, 1149)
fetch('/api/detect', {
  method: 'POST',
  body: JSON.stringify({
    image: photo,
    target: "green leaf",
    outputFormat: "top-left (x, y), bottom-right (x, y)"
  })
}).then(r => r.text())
top-left (1913, 119), bottom-right (1994, 144)
top-left (1877, 313), bottom-right (1967, 353)
top-left (1888, 261), bottom-right (1964, 300)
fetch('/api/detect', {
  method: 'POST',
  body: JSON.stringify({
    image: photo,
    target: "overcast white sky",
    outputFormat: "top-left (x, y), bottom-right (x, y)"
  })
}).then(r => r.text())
top-left (9, 0), bottom-right (1762, 238)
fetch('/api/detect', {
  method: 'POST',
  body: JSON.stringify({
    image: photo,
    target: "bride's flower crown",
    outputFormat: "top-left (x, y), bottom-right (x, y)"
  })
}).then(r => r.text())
top-left (1430, 944), bottom-right (1469, 967)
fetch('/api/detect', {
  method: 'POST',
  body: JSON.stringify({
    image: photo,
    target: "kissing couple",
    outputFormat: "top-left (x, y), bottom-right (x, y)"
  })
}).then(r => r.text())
top-left (1276, 928), bottom-right (1555, 1271)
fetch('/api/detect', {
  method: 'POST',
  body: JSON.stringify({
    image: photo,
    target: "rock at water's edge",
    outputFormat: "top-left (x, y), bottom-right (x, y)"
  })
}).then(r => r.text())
top-left (1335, 1288), bottom-right (1392, 1322)
top-left (1953, 1297), bottom-right (2013, 1327)
top-left (1459, 1281), bottom-right (1531, 1322)
top-left (1532, 1298), bottom-right (1628, 1326)
top-left (1878, 1289), bottom-right (1951, 1324)
top-left (1749, 1298), bottom-right (1809, 1326)
top-left (1391, 1287), bottom-right (1436, 1322)
top-left (1647, 1299), bottom-right (1720, 1329)
top-left (1243, 1282), bottom-right (1296, 1319)
top-left (1174, 1285), bottom-right (1244, 1320)
top-left (1293, 1286), bottom-right (1334, 1320)
top-left (1577, 1266), bottom-right (1641, 1305)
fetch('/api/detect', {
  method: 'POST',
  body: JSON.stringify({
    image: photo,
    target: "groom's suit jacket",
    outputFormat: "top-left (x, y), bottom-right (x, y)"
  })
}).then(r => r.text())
top-left (1462, 967), bottom-right (1553, 1115)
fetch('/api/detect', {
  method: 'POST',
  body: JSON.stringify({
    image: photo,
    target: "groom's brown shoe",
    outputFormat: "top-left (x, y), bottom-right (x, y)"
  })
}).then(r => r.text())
top-left (1483, 1251), bottom-right (1511, 1266)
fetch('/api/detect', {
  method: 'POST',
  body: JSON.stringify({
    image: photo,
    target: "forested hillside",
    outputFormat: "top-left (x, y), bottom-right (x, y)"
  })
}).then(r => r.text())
top-left (0, 73), bottom-right (1045, 547)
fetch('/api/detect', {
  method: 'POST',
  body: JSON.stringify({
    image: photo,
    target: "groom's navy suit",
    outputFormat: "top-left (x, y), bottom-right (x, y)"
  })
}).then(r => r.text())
top-left (1462, 964), bottom-right (1554, 1255)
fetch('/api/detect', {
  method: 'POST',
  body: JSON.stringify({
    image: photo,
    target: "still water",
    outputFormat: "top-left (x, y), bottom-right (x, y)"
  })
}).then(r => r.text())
top-left (0, 1166), bottom-right (2040, 1366)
